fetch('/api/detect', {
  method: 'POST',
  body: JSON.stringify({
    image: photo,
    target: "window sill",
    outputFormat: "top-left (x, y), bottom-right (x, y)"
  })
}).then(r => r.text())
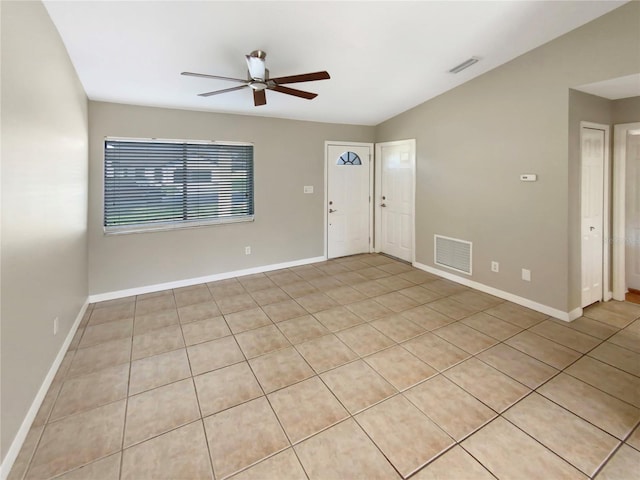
top-left (103, 216), bottom-right (255, 235)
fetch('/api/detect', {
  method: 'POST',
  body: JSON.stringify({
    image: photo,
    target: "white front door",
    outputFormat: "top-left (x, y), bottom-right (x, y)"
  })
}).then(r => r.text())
top-left (376, 140), bottom-right (415, 262)
top-left (581, 127), bottom-right (605, 307)
top-left (626, 131), bottom-right (640, 290)
top-left (326, 143), bottom-right (372, 259)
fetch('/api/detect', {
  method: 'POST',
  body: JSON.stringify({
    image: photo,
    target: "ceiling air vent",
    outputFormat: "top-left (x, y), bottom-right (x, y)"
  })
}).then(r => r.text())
top-left (448, 57), bottom-right (480, 74)
top-left (434, 235), bottom-right (472, 275)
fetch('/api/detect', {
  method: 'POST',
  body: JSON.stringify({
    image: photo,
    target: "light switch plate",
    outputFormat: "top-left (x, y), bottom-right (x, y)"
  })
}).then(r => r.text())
top-left (303, 186), bottom-right (314, 194)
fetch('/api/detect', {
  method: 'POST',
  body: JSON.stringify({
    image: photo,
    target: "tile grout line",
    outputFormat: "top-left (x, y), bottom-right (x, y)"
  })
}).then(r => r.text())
top-left (197, 282), bottom-right (229, 480)
top-left (18, 309), bottom-right (92, 480)
top-left (174, 287), bottom-right (218, 480)
top-left (114, 273), bottom-right (639, 477)
top-left (233, 332), bottom-right (305, 480)
top-left (496, 401), bottom-right (622, 479)
top-left (51, 322), bottom-right (624, 480)
top-left (478, 316), bottom-right (637, 477)
top-left (14, 255), bottom-right (640, 479)
top-left (16, 361), bottom-right (75, 479)
top-left (28, 306), bottom-right (129, 479)
top-left (348, 415), bottom-right (406, 479)
top-left (117, 294), bottom-right (138, 480)
top-left (351, 390), bottom-right (460, 479)
top-left (376, 305), bottom-right (633, 475)
top-left (454, 421), bottom-right (503, 480)
top-left (467, 318), bottom-right (640, 445)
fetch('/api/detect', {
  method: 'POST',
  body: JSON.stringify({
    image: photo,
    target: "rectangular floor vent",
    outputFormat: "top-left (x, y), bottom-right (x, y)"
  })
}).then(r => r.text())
top-left (434, 235), bottom-right (472, 275)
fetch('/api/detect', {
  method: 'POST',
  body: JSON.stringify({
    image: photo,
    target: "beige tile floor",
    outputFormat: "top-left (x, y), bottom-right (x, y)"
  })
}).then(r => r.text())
top-left (8, 254), bottom-right (640, 480)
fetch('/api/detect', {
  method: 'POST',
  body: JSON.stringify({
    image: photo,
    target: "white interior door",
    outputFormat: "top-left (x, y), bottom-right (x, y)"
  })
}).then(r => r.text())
top-left (626, 132), bottom-right (640, 290)
top-left (326, 143), bottom-right (372, 259)
top-left (581, 127), bottom-right (605, 307)
top-left (376, 140), bottom-right (415, 262)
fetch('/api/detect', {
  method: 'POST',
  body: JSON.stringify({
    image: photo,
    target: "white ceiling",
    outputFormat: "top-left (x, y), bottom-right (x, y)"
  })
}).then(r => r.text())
top-left (574, 73), bottom-right (640, 100)
top-left (43, 1), bottom-right (629, 126)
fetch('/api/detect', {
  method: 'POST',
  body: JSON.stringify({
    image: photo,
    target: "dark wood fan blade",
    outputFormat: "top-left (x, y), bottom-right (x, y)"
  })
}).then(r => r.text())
top-left (182, 72), bottom-right (248, 83)
top-left (269, 71), bottom-right (330, 85)
top-left (198, 85), bottom-right (249, 97)
top-left (253, 89), bottom-right (267, 106)
top-left (270, 85), bottom-right (317, 100)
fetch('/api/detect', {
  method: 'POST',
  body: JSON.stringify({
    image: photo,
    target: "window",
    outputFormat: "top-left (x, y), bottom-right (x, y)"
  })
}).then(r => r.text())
top-left (104, 138), bottom-right (254, 233)
top-left (336, 151), bottom-right (362, 165)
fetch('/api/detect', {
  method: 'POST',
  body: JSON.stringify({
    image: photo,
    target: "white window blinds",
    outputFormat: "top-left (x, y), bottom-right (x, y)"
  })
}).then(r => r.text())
top-left (104, 139), bottom-right (254, 233)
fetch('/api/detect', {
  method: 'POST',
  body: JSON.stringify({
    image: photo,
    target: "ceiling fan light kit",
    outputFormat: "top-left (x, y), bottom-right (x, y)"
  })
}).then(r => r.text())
top-left (182, 50), bottom-right (330, 106)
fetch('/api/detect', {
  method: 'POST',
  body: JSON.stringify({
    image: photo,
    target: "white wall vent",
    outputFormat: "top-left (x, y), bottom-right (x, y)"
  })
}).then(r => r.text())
top-left (434, 235), bottom-right (472, 275)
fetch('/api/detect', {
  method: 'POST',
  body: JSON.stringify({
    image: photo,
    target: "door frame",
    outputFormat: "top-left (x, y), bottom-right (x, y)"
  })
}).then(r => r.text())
top-left (324, 141), bottom-right (374, 259)
top-left (612, 122), bottom-right (640, 300)
top-left (374, 139), bottom-right (416, 263)
top-left (580, 122), bottom-right (610, 306)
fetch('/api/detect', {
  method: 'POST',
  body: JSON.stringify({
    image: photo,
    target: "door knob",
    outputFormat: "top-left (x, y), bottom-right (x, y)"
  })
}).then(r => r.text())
top-left (590, 226), bottom-right (595, 231)
top-left (380, 203), bottom-right (387, 207)
top-left (329, 208), bottom-right (337, 213)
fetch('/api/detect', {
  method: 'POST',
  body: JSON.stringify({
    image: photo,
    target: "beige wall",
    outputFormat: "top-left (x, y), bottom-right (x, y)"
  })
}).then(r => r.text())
top-left (1, 0), bottom-right (638, 465)
top-left (1, 1), bottom-right (88, 461)
top-left (568, 90), bottom-right (612, 309)
top-left (567, 93), bottom-right (639, 309)
top-left (612, 96), bottom-right (640, 124)
top-left (376, 2), bottom-right (640, 312)
top-left (88, 102), bottom-right (374, 295)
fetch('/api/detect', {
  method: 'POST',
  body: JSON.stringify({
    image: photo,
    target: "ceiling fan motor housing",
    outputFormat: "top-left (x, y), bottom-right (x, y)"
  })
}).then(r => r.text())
top-left (249, 50), bottom-right (266, 60)
top-left (249, 81), bottom-right (267, 91)
top-left (182, 49), bottom-right (330, 106)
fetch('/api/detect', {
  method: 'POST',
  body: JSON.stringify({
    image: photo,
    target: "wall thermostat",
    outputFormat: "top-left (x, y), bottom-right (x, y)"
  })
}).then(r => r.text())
top-left (520, 174), bottom-right (537, 182)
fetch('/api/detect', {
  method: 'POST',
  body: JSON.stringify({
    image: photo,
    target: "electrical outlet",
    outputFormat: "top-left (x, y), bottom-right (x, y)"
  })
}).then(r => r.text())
top-left (491, 261), bottom-right (499, 273)
top-left (53, 317), bottom-right (59, 336)
top-left (303, 185), bottom-right (314, 194)
top-left (245, 246), bottom-right (251, 255)
top-left (522, 268), bottom-right (531, 281)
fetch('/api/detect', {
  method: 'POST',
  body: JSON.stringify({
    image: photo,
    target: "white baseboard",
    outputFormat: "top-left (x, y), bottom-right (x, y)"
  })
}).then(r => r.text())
top-left (0, 300), bottom-right (89, 480)
top-left (568, 307), bottom-right (584, 321)
top-left (89, 256), bottom-right (326, 303)
top-left (604, 290), bottom-right (613, 302)
top-left (413, 262), bottom-right (577, 322)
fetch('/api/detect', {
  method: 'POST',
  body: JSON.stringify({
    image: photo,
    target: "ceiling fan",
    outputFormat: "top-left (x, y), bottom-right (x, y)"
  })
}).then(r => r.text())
top-left (182, 50), bottom-right (330, 106)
